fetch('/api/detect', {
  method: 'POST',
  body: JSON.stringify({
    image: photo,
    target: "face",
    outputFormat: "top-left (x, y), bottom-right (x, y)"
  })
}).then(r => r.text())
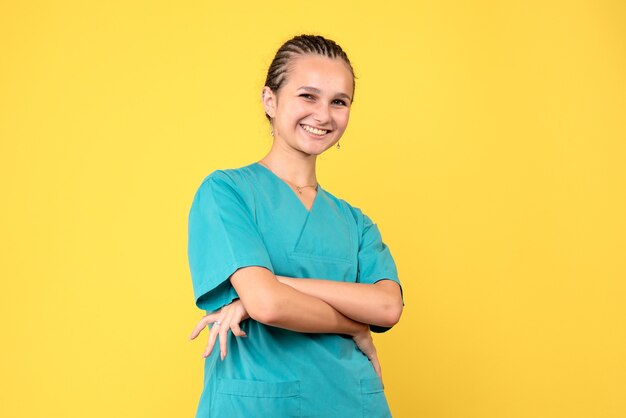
top-left (262, 54), bottom-right (354, 156)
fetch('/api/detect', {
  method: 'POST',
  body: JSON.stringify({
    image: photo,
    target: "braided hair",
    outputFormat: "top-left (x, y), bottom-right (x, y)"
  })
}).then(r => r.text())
top-left (263, 34), bottom-right (355, 122)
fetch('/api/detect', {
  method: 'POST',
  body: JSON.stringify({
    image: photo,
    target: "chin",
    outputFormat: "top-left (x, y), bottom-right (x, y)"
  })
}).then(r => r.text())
top-left (298, 143), bottom-right (334, 157)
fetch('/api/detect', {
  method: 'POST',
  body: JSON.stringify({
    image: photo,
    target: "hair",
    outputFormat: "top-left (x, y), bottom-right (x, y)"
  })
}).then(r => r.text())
top-left (263, 34), bottom-right (356, 123)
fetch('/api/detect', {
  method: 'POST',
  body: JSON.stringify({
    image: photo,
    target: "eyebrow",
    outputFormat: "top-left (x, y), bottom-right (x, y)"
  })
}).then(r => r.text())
top-left (298, 86), bottom-right (352, 101)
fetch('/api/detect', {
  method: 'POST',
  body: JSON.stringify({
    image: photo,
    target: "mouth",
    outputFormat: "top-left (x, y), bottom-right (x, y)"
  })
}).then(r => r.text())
top-left (300, 123), bottom-right (332, 137)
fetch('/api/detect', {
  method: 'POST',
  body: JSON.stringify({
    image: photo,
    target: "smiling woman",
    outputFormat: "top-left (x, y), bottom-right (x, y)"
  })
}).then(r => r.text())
top-left (262, 53), bottom-right (354, 156)
top-left (187, 34), bottom-right (404, 418)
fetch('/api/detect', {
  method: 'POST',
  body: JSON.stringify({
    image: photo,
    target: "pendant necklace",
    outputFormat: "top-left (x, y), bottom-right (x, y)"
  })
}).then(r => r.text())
top-left (257, 160), bottom-right (318, 195)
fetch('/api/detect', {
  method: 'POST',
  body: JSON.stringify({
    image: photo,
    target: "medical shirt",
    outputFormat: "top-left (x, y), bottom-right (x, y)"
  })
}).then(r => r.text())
top-left (188, 162), bottom-right (404, 417)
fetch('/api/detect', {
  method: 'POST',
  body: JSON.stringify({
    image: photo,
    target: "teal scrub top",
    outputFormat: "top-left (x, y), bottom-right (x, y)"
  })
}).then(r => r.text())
top-left (188, 162), bottom-right (404, 418)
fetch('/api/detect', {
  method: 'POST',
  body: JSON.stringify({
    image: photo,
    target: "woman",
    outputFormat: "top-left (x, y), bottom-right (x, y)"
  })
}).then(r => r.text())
top-left (188, 34), bottom-right (404, 417)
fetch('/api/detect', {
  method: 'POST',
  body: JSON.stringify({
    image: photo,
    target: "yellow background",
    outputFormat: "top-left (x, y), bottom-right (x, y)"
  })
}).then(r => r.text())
top-left (1, 1), bottom-right (625, 417)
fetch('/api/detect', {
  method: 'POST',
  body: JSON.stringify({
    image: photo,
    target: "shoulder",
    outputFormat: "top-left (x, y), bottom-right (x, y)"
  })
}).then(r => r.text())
top-left (199, 162), bottom-right (255, 186)
top-left (189, 164), bottom-right (261, 217)
top-left (195, 163), bottom-right (258, 196)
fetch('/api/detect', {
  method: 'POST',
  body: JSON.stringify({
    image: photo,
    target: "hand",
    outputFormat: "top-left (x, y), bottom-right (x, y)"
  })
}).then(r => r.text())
top-left (189, 299), bottom-right (250, 361)
top-left (351, 324), bottom-right (384, 389)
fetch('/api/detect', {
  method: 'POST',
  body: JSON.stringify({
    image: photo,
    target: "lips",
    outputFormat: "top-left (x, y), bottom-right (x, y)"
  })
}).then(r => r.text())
top-left (300, 123), bottom-right (331, 136)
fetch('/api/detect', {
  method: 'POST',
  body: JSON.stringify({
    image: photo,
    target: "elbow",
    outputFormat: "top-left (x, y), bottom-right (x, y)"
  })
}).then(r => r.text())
top-left (230, 267), bottom-right (286, 325)
top-left (250, 308), bottom-right (280, 326)
top-left (244, 292), bottom-right (284, 325)
top-left (377, 291), bottom-right (403, 327)
top-left (380, 302), bottom-right (403, 327)
top-left (390, 303), bottom-right (403, 325)
top-left (373, 280), bottom-right (403, 327)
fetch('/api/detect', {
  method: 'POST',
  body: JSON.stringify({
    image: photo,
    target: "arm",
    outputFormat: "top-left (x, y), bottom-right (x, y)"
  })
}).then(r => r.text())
top-left (190, 290), bottom-right (384, 382)
top-left (229, 266), bottom-right (367, 336)
top-left (276, 276), bottom-right (403, 328)
top-left (193, 266), bottom-right (384, 381)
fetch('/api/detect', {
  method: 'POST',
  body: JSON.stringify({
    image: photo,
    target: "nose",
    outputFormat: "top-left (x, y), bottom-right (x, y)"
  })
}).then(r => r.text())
top-left (312, 102), bottom-right (331, 125)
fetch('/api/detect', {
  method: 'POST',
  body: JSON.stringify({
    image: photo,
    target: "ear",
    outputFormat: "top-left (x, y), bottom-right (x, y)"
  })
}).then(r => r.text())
top-left (261, 86), bottom-right (276, 119)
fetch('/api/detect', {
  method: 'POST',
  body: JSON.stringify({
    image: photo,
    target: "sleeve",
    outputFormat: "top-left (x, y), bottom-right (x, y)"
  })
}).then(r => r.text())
top-left (356, 211), bottom-right (404, 333)
top-left (187, 172), bottom-right (275, 313)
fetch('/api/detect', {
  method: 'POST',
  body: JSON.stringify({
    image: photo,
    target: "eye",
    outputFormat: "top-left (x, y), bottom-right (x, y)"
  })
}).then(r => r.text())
top-left (299, 93), bottom-right (315, 100)
top-left (332, 99), bottom-right (348, 106)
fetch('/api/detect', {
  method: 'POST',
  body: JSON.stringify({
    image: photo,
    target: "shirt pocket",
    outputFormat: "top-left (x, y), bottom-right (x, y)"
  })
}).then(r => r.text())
top-left (361, 377), bottom-right (392, 418)
top-left (214, 378), bottom-right (301, 417)
top-left (286, 250), bottom-right (356, 281)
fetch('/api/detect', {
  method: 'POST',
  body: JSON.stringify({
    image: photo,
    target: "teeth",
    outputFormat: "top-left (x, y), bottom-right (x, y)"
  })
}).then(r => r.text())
top-left (301, 124), bottom-right (328, 136)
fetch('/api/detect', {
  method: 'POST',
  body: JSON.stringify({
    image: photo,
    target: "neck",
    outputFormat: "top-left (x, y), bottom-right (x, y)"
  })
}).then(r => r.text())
top-left (260, 144), bottom-right (318, 186)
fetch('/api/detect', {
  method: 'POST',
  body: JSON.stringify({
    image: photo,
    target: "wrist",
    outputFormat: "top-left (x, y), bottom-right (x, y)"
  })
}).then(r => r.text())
top-left (347, 320), bottom-right (368, 337)
top-left (232, 298), bottom-right (251, 320)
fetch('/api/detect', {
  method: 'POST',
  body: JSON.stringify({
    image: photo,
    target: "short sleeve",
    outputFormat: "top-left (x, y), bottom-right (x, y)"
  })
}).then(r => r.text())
top-left (187, 172), bottom-right (275, 313)
top-left (356, 211), bottom-right (404, 333)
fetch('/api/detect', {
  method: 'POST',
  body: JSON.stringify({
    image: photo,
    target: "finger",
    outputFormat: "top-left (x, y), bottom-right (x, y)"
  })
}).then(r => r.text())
top-left (365, 338), bottom-right (384, 388)
top-left (372, 354), bottom-right (384, 389)
top-left (231, 322), bottom-right (247, 338)
top-left (370, 352), bottom-right (383, 381)
top-left (372, 356), bottom-right (382, 378)
top-left (203, 320), bottom-right (220, 358)
top-left (373, 361), bottom-right (383, 385)
top-left (219, 321), bottom-right (230, 361)
top-left (189, 315), bottom-right (214, 340)
top-left (219, 307), bottom-right (244, 358)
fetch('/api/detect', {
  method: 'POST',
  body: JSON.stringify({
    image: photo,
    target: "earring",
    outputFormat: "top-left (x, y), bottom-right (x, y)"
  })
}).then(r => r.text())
top-left (336, 142), bottom-right (341, 150)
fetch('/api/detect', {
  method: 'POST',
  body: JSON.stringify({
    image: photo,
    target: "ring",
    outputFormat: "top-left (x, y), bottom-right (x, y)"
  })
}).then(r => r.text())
top-left (213, 320), bottom-right (221, 326)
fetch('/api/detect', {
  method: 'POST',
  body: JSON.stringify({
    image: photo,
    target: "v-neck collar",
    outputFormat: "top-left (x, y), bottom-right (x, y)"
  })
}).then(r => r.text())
top-left (253, 162), bottom-right (322, 214)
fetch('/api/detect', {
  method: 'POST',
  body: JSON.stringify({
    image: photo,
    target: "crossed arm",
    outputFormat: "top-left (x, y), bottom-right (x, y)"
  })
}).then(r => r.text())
top-left (190, 266), bottom-right (403, 364)
top-left (275, 274), bottom-right (403, 328)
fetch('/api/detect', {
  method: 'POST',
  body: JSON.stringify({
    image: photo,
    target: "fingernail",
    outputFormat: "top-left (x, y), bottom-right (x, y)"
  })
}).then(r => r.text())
top-left (220, 351), bottom-right (224, 361)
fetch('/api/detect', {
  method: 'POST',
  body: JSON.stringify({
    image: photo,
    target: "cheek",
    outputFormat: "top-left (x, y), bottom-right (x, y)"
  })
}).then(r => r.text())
top-left (335, 111), bottom-right (351, 128)
top-left (280, 103), bottom-right (307, 124)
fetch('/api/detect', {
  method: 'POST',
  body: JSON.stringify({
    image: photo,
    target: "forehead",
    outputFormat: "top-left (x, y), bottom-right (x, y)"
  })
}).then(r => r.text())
top-left (284, 54), bottom-right (354, 93)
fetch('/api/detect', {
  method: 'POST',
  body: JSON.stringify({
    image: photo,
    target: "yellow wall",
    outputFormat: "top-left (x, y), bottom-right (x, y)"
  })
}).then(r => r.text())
top-left (1, 1), bottom-right (625, 417)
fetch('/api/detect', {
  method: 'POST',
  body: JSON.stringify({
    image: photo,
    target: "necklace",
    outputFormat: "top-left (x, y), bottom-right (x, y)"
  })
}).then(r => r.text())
top-left (257, 160), bottom-right (318, 195)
